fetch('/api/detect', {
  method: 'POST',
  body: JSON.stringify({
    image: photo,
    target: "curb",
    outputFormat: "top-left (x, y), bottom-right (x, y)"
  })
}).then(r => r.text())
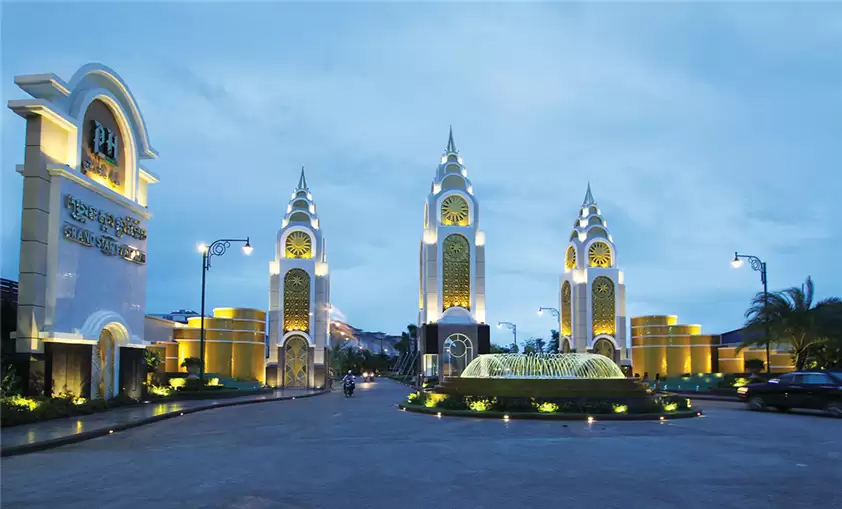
top-left (1, 389), bottom-right (331, 458)
top-left (397, 403), bottom-right (703, 421)
top-left (673, 393), bottom-right (740, 402)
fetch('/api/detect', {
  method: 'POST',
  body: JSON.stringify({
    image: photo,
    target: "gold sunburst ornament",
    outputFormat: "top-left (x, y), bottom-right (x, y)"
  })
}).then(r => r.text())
top-left (441, 195), bottom-right (469, 226)
top-left (588, 242), bottom-right (611, 267)
top-left (285, 231), bottom-right (312, 258)
top-left (565, 246), bottom-right (577, 270)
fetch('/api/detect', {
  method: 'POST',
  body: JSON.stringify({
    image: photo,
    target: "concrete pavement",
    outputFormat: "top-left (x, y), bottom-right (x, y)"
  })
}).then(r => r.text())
top-left (2, 379), bottom-right (840, 509)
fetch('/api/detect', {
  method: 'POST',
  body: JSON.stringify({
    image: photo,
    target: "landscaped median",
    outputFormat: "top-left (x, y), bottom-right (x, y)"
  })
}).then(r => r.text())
top-left (398, 391), bottom-right (703, 421)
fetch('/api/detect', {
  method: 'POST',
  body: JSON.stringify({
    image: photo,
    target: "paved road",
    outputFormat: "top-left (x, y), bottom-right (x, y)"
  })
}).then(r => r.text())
top-left (2, 380), bottom-right (840, 509)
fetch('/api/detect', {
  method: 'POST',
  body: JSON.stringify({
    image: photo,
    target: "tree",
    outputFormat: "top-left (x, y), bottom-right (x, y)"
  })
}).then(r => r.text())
top-left (407, 324), bottom-right (418, 354)
top-left (740, 276), bottom-right (842, 371)
top-left (547, 330), bottom-right (560, 353)
top-left (395, 333), bottom-right (410, 356)
top-left (522, 338), bottom-right (546, 355)
top-left (490, 344), bottom-right (511, 354)
top-left (508, 342), bottom-right (519, 354)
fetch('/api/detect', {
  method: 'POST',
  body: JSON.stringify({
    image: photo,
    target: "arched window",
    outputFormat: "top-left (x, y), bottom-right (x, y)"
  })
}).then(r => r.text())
top-left (565, 246), bottom-right (577, 271)
top-left (591, 276), bottom-right (616, 337)
top-left (442, 234), bottom-right (470, 311)
top-left (288, 211), bottom-right (309, 224)
top-left (443, 333), bottom-right (473, 377)
top-left (588, 241), bottom-right (612, 267)
top-left (285, 231), bottom-right (312, 259)
top-left (441, 195), bottom-right (470, 226)
top-left (283, 269), bottom-right (310, 333)
top-left (561, 280), bottom-right (572, 337)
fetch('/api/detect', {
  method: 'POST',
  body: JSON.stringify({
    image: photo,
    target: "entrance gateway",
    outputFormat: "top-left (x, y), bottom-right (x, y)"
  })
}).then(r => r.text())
top-left (8, 64), bottom-right (159, 398)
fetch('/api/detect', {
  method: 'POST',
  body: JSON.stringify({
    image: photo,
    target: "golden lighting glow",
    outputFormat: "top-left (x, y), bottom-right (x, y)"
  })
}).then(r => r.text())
top-left (561, 281), bottom-right (572, 337)
top-left (587, 416), bottom-right (594, 423)
top-left (315, 262), bottom-right (328, 277)
top-left (588, 242), bottom-right (612, 267)
top-left (441, 195), bottom-right (470, 226)
top-left (731, 256), bottom-right (744, 269)
top-left (285, 231), bottom-right (312, 259)
top-left (572, 269), bottom-right (587, 284)
top-left (442, 234), bottom-right (470, 312)
top-left (565, 246), bottom-right (577, 271)
top-left (423, 230), bottom-right (437, 245)
top-left (197, 243), bottom-right (208, 254)
top-left (475, 232), bottom-right (485, 246)
top-left (269, 261), bottom-right (280, 276)
top-left (283, 269), bottom-right (310, 333)
top-left (591, 276), bottom-right (616, 337)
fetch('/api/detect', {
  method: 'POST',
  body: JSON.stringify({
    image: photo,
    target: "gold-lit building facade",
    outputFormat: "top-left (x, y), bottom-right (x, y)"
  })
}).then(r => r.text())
top-left (630, 315), bottom-right (794, 377)
top-left (559, 184), bottom-right (628, 365)
top-left (146, 308), bottom-right (266, 383)
top-left (266, 169), bottom-right (330, 388)
top-left (418, 129), bottom-right (490, 379)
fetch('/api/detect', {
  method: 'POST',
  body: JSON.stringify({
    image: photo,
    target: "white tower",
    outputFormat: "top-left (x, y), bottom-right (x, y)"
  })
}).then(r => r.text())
top-left (267, 168), bottom-right (330, 388)
top-left (418, 129), bottom-right (489, 379)
top-left (559, 184), bottom-right (628, 365)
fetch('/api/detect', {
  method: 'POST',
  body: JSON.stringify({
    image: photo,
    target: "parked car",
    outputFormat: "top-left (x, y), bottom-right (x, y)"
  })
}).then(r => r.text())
top-left (737, 371), bottom-right (842, 417)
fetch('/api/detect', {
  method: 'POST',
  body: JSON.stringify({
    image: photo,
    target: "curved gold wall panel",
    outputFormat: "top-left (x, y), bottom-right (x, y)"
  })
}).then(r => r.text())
top-left (631, 316), bottom-right (678, 327)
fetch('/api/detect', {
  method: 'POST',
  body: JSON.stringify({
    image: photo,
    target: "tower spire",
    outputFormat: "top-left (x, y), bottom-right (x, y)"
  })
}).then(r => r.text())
top-left (297, 166), bottom-right (308, 191)
top-left (446, 126), bottom-right (457, 153)
top-left (582, 182), bottom-right (596, 206)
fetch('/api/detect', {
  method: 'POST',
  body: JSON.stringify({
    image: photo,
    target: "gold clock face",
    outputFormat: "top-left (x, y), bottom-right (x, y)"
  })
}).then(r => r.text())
top-left (594, 278), bottom-right (613, 297)
top-left (441, 195), bottom-right (469, 226)
top-left (285, 231), bottom-right (312, 258)
top-left (594, 339), bottom-right (615, 359)
top-left (588, 242), bottom-right (611, 267)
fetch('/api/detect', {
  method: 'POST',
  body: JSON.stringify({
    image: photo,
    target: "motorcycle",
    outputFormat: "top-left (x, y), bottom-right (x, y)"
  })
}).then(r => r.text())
top-left (343, 378), bottom-right (355, 397)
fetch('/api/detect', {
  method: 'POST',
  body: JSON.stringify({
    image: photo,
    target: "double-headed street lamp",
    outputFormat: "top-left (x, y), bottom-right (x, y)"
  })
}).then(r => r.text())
top-left (497, 321), bottom-right (517, 347)
top-left (537, 307), bottom-right (560, 318)
top-left (198, 238), bottom-right (253, 384)
top-left (731, 252), bottom-right (770, 374)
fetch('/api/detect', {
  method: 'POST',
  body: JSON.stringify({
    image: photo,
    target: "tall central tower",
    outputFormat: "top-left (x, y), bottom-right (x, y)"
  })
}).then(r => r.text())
top-left (418, 129), bottom-right (489, 379)
top-left (559, 184), bottom-right (628, 366)
top-left (267, 168), bottom-right (330, 388)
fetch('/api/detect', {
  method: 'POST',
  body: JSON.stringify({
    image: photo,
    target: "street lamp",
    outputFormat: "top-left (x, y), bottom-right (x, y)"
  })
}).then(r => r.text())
top-left (497, 321), bottom-right (517, 347)
top-left (537, 307), bottom-right (560, 318)
top-left (199, 238), bottom-right (252, 385)
top-left (731, 252), bottom-right (770, 373)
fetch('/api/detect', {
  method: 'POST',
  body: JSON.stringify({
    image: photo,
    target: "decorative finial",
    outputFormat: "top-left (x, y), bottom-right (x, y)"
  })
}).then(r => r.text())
top-left (582, 182), bottom-right (596, 206)
top-left (446, 126), bottom-right (457, 153)
top-left (297, 166), bottom-right (308, 191)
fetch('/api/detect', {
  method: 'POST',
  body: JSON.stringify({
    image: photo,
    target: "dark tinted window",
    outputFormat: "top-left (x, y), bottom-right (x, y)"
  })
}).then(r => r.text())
top-left (774, 373), bottom-right (796, 383)
top-left (802, 373), bottom-right (833, 385)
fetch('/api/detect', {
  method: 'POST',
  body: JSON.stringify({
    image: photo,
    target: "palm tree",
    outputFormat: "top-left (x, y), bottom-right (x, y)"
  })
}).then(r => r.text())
top-left (740, 276), bottom-right (842, 371)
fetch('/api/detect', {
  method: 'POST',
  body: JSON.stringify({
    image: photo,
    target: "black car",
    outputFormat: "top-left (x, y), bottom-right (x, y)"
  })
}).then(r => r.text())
top-left (737, 371), bottom-right (842, 417)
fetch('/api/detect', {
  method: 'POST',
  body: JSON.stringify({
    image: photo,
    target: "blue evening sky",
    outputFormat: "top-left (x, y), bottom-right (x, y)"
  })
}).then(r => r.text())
top-left (2, 2), bottom-right (840, 344)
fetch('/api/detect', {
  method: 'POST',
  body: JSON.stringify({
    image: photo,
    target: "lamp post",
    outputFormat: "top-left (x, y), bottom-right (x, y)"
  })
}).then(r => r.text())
top-left (497, 321), bottom-right (517, 347)
top-left (198, 238), bottom-right (253, 385)
top-left (731, 252), bottom-right (770, 374)
top-left (537, 307), bottom-right (560, 318)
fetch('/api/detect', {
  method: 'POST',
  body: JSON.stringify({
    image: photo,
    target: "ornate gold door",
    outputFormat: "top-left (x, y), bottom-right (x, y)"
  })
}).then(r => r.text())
top-left (93, 329), bottom-right (115, 399)
top-left (284, 335), bottom-right (309, 387)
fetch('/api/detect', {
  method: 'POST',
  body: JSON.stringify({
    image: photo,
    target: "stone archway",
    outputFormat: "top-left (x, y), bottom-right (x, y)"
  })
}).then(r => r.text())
top-left (284, 335), bottom-right (309, 388)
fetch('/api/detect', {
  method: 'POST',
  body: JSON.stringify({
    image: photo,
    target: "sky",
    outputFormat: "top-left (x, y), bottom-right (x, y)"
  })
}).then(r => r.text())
top-left (2, 2), bottom-right (841, 345)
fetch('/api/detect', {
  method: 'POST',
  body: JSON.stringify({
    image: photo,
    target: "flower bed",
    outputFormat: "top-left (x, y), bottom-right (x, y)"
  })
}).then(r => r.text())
top-left (1, 393), bottom-right (139, 428)
top-left (401, 391), bottom-right (700, 420)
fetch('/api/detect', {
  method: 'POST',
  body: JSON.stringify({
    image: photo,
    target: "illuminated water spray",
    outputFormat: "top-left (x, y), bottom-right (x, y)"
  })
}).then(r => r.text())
top-left (460, 353), bottom-right (625, 379)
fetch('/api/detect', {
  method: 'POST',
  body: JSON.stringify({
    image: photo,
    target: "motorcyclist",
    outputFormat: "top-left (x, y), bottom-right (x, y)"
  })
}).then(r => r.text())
top-left (342, 370), bottom-right (355, 396)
